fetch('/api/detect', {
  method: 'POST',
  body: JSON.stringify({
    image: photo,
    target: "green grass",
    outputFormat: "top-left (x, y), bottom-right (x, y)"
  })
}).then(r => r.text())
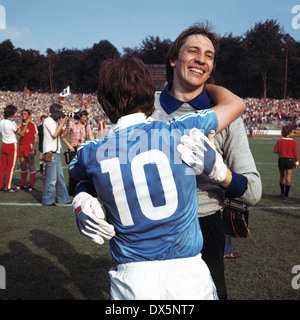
top-left (0, 138), bottom-right (299, 300)
top-left (225, 137), bottom-right (300, 300)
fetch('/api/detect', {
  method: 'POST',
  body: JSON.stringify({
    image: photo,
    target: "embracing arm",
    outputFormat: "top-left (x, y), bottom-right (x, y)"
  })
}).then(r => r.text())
top-left (177, 119), bottom-right (260, 201)
top-left (205, 84), bottom-right (245, 133)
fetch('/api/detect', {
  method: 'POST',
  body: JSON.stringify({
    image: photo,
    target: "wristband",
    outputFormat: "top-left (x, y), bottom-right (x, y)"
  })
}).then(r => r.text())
top-left (222, 170), bottom-right (248, 198)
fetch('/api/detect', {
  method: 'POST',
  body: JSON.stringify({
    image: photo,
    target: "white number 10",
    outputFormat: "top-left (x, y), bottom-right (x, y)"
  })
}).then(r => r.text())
top-left (100, 150), bottom-right (178, 226)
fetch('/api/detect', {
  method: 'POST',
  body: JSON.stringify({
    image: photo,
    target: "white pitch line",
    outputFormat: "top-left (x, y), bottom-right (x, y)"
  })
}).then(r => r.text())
top-left (0, 203), bottom-right (71, 206)
top-left (0, 203), bottom-right (299, 210)
top-left (251, 206), bottom-right (300, 210)
top-left (255, 162), bottom-right (277, 165)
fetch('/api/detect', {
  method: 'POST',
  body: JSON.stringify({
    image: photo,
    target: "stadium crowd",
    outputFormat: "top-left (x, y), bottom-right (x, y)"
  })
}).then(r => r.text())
top-left (0, 90), bottom-right (110, 195)
top-left (242, 97), bottom-right (300, 130)
top-left (0, 90), bottom-right (110, 130)
top-left (1, 91), bottom-right (299, 130)
top-left (0, 91), bottom-right (299, 195)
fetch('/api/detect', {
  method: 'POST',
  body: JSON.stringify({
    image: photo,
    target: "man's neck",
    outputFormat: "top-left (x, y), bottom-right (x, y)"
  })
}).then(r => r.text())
top-left (169, 83), bottom-right (205, 102)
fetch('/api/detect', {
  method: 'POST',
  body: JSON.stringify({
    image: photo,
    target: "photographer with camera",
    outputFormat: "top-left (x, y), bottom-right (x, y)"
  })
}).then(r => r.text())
top-left (62, 109), bottom-right (94, 196)
top-left (42, 103), bottom-right (70, 206)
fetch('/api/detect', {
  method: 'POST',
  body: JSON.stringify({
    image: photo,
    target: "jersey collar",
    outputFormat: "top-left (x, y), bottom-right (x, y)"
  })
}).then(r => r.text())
top-left (159, 83), bottom-right (211, 114)
top-left (110, 113), bottom-right (152, 134)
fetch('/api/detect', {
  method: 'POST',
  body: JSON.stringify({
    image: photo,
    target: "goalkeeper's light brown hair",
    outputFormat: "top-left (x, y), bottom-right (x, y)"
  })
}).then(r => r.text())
top-left (166, 21), bottom-right (219, 84)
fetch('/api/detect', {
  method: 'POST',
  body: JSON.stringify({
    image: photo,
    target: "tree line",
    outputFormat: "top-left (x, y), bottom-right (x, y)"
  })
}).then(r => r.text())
top-left (0, 19), bottom-right (299, 99)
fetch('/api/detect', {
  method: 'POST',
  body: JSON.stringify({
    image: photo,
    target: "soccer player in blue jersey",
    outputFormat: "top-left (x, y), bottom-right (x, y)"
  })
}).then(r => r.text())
top-left (69, 55), bottom-right (245, 300)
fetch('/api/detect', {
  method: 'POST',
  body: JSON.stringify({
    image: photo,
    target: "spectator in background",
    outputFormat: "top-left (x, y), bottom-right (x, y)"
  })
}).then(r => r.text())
top-left (1, 90), bottom-right (299, 132)
top-left (249, 126), bottom-right (253, 137)
top-left (0, 105), bottom-right (31, 192)
top-left (37, 115), bottom-right (46, 174)
top-left (273, 125), bottom-right (299, 200)
top-left (42, 103), bottom-right (70, 206)
top-left (18, 109), bottom-right (38, 191)
top-left (62, 110), bottom-right (94, 196)
top-left (94, 116), bottom-right (107, 138)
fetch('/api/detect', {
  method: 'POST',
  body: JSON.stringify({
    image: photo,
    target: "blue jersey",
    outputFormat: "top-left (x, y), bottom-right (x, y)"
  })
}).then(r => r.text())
top-left (69, 109), bottom-right (218, 264)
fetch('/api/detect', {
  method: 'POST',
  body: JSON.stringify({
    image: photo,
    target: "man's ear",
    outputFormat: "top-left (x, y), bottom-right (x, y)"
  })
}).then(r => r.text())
top-left (169, 59), bottom-right (176, 68)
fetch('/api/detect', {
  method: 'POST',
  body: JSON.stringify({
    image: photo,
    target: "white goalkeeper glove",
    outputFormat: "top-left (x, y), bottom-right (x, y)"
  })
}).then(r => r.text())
top-left (72, 192), bottom-right (115, 245)
top-left (177, 128), bottom-right (228, 182)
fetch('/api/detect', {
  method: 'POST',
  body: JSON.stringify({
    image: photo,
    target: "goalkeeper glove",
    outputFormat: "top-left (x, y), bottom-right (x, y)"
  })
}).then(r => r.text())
top-left (72, 192), bottom-right (115, 245)
top-left (177, 128), bottom-right (228, 182)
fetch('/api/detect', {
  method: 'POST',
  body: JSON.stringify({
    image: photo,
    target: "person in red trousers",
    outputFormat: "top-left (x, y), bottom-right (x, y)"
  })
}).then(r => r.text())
top-left (273, 125), bottom-right (299, 200)
top-left (0, 105), bottom-right (31, 192)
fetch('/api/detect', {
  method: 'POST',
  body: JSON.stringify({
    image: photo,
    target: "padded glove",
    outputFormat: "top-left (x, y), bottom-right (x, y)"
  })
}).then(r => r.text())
top-left (72, 192), bottom-right (115, 245)
top-left (177, 128), bottom-right (227, 182)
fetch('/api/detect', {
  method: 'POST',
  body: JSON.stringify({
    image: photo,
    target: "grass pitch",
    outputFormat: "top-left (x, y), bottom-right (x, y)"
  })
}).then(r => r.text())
top-left (0, 137), bottom-right (299, 300)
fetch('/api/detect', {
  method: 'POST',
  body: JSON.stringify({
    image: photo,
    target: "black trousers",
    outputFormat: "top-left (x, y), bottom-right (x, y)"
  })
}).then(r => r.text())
top-left (68, 176), bottom-right (78, 196)
top-left (199, 210), bottom-right (227, 300)
top-left (67, 147), bottom-right (78, 197)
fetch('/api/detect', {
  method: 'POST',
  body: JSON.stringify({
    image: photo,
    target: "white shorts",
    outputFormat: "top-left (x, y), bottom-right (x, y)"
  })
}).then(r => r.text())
top-left (109, 253), bottom-right (218, 300)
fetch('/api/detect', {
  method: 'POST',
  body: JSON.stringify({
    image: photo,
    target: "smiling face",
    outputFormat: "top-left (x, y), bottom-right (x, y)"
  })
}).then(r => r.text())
top-left (79, 114), bottom-right (87, 125)
top-left (170, 34), bottom-right (215, 100)
top-left (21, 110), bottom-right (29, 121)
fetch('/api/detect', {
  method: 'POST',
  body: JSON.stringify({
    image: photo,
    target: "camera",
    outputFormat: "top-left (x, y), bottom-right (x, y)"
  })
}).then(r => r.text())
top-left (51, 109), bottom-right (83, 121)
top-left (65, 110), bottom-right (81, 120)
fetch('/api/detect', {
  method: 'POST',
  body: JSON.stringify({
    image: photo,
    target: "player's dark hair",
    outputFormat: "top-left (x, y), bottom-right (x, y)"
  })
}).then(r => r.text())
top-left (49, 103), bottom-right (63, 113)
top-left (79, 109), bottom-right (89, 118)
top-left (49, 103), bottom-right (64, 121)
top-left (4, 105), bottom-right (17, 119)
top-left (21, 109), bottom-right (31, 116)
top-left (97, 55), bottom-right (155, 124)
top-left (166, 21), bottom-right (219, 84)
top-left (281, 125), bottom-right (293, 137)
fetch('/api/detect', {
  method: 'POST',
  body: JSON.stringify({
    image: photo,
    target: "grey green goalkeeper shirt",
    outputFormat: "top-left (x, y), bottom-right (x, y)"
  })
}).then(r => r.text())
top-left (152, 90), bottom-right (262, 218)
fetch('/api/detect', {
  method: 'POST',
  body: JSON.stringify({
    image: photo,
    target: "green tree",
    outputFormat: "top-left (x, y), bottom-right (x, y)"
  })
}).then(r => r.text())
top-left (53, 48), bottom-right (85, 93)
top-left (243, 19), bottom-right (285, 98)
top-left (0, 40), bottom-right (21, 90)
top-left (124, 35), bottom-right (172, 64)
top-left (81, 40), bottom-right (120, 93)
top-left (17, 48), bottom-right (48, 91)
top-left (282, 34), bottom-right (300, 98)
top-left (215, 34), bottom-right (245, 96)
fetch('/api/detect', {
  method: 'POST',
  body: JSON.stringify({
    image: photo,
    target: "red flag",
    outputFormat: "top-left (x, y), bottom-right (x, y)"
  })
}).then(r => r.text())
top-left (24, 86), bottom-right (32, 96)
